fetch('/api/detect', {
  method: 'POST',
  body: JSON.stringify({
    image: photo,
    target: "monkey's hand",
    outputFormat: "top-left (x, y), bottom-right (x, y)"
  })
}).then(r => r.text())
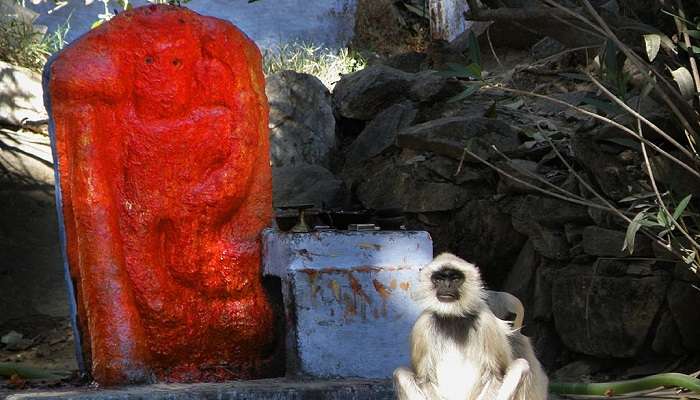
top-left (393, 367), bottom-right (428, 400)
top-left (496, 358), bottom-right (530, 400)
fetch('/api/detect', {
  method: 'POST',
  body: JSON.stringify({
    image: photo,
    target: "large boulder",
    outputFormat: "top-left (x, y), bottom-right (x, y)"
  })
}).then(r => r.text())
top-left (333, 66), bottom-right (462, 121)
top-left (667, 281), bottom-right (700, 352)
top-left (345, 102), bottom-right (417, 165)
top-left (266, 71), bottom-right (335, 167)
top-left (272, 164), bottom-right (349, 209)
top-left (581, 226), bottom-right (652, 257)
top-left (333, 65), bottom-right (414, 121)
top-left (0, 61), bottom-right (47, 126)
top-left (452, 199), bottom-right (527, 285)
top-left (552, 264), bottom-right (670, 357)
top-left (397, 117), bottom-right (521, 161)
top-left (355, 158), bottom-right (487, 213)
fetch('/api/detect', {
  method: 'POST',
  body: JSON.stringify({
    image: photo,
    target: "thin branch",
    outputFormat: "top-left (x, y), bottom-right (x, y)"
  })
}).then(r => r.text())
top-left (586, 71), bottom-right (698, 162)
top-left (482, 85), bottom-right (700, 179)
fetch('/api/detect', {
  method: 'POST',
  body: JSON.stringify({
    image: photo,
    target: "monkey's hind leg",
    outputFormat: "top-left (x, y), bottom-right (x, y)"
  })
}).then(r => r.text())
top-left (393, 367), bottom-right (428, 400)
top-left (496, 358), bottom-right (530, 400)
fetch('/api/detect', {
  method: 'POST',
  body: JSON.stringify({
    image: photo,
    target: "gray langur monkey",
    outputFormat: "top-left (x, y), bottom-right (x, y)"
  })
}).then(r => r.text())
top-left (394, 253), bottom-right (548, 400)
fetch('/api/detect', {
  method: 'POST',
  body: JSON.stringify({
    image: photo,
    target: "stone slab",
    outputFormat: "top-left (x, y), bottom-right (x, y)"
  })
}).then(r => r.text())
top-left (4, 379), bottom-right (393, 400)
top-left (263, 229), bottom-right (433, 378)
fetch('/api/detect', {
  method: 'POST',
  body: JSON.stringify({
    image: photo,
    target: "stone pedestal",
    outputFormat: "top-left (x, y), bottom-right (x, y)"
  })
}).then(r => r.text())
top-left (263, 229), bottom-right (433, 378)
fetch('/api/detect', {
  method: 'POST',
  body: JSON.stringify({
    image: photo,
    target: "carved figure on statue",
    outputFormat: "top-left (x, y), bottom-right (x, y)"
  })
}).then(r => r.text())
top-left (45, 4), bottom-right (277, 385)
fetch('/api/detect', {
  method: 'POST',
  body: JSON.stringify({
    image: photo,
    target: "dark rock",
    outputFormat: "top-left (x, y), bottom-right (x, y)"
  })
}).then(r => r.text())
top-left (273, 164), bottom-right (349, 209)
top-left (423, 156), bottom-right (488, 185)
top-left (452, 200), bottom-right (527, 286)
top-left (509, 195), bottom-right (591, 227)
top-left (503, 240), bottom-right (539, 303)
top-left (496, 159), bottom-right (543, 194)
top-left (381, 52), bottom-right (428, 73)
top-left (530, 37), bottom-right (566, 60)
top-left (512, 219), bottom-right (570, 260)
top-left (397, 117), bottom-right (521, 160)
top-left (345, 102), bottom-right (417, 165)
top-left (571, 133), bottom-right (644, 201)
top-left (581, 226), bottom-right (652, 257)
top-left (652, 312), bottom-right (685, 356)
top-left (533, 266), bottom-right (555, 321)
top-left (531, 323), bottom-right (566, 371)
top-left (356, 161), bottom-right (473, 213)
top-left (267, 71), bottom-right (335, 167)
top-left (667, 281), bottom-right (700, 352)
top-left (552, 266), bottom-right (670, 357)
top-left (552, 359), bottom-right (603, 381)
top-left (333, 65), bottom-right (414, 120)
top-left (564, 223), bottom-right (583, 244)
top-left (407, 71), bottom-right (462, 103)
top-left (650, 154), bottom-right (700, 198)
top-left (673, 262), bottom-right (700, 283)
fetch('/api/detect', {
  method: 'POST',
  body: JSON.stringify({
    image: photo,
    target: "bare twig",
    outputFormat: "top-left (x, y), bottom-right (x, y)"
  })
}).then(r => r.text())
top-left (482, 85), bottom-right (700, 179)
top-left (586, 71), bottom-right (698, 162)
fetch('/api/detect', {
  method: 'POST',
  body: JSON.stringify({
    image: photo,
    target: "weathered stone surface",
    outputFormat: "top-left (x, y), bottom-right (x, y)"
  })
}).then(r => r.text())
top-left (397, 116), bottom-right (521, 160)
top-left (667, 281), bottom-right (700, 352)
top-left (262, 230), bottom-right (432, 378)
top-left (407, 71), bottom-right (462, 103)
top-left (512, 219), bottom-right (569, 260)
top-left (356, 161), bottom-right (475, 213)
top-left (581, 226), bottom-right (652, 257)
top-left (552, 266), bottom-right (669, 357)
top-left (552, 359), bottom-right (603, 381)
top-left (503, 240), bottom-right (538, 302)
top-left (345, 102), bottom-right (416, 164)
top-left (453, 199), bottom-right (527, 285)
top-left (652, 312), bottom-right (685, 355)
top-left (6, 379), bottom-right (394, 400)
top-left (0, 61), bottom-right (47, 126)
top-left (423, 155), bottom-right (488, 185)
top-left (267, 71), bottom-right (336, 167)
top-left (332, 65), bottom-right (413, 120)
top-left (496, 159), bottom-right (543, 194)
top-left (273, 164), bottom-right (349, 209)
top-left (571, 133), bottom-right (643, 201)
top-left (509, 195), bottom-right (591, 227)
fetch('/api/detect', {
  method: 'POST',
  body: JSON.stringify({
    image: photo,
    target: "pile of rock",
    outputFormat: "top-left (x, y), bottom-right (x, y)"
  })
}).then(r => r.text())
top-left (266, 60), bottom-right (700, 374)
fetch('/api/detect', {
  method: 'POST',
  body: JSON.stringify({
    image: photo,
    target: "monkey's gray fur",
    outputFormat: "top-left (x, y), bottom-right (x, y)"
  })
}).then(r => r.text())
top-left (393, 253), bottom-right (548, 400)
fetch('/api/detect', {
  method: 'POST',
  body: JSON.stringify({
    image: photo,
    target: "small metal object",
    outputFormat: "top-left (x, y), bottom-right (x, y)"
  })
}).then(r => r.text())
top-left (277, 204), bottom-right (315, 233)
top-left (348, 223), bottom-right (378, 231)
top-left (313, 225), bottom-right (333, 231)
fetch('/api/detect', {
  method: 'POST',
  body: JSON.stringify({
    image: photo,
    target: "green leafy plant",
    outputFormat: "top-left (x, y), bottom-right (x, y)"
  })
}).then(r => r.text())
top-left (439, 31), bottom-right (484, 102)
top-left (0, 13), bottom-right (70, 71)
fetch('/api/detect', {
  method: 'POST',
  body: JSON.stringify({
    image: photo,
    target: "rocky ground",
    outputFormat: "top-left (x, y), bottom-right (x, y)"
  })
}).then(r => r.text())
top-left (2, 20), bottom-right (700, 398)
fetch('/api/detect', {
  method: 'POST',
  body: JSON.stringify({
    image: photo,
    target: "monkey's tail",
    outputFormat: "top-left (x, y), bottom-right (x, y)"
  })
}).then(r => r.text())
top-left (549, 372), bottom-right (700, 396)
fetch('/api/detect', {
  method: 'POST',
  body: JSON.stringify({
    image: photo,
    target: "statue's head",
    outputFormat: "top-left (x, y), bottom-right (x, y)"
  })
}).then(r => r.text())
top-left (132, 7), bottom-right (202, 119)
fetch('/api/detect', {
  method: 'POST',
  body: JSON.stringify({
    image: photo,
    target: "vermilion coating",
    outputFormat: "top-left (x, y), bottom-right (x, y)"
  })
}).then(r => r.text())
top-left (47, 5), bottom-right (276, 385)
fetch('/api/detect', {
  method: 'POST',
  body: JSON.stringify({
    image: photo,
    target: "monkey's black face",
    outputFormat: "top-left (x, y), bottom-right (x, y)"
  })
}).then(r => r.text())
top-left (431, 267), bottom-right (465, 303)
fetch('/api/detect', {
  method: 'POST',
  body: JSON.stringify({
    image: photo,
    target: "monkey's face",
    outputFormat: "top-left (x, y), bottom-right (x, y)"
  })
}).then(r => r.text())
top-left (418, 253), bottom-right (486, 317)
top-left (431, 268), bottom-right (465, 303)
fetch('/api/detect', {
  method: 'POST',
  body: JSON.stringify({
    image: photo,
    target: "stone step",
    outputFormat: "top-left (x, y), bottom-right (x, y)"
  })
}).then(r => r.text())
top-left (5, 379), bottom-right (393, 400)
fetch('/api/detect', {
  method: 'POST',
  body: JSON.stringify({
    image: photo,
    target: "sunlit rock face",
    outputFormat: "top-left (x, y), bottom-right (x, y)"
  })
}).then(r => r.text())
top-left (45, 4), bottom-right (277, 385)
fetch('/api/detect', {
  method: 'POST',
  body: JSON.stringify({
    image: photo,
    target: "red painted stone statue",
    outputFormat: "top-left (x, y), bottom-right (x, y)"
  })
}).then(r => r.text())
top-left (45, 5), bottom-right (277, 385)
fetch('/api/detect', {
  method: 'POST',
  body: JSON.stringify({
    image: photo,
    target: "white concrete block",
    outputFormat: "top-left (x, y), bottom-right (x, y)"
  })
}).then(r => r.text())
top-left (263, 229), bottom-right (433, 378)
